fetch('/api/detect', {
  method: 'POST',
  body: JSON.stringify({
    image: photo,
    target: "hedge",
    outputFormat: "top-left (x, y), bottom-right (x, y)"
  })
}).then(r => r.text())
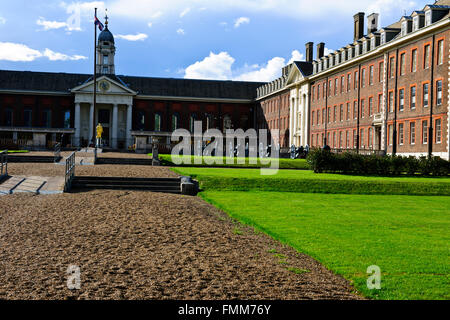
top-left (306, 148), bottom-right (450, 176)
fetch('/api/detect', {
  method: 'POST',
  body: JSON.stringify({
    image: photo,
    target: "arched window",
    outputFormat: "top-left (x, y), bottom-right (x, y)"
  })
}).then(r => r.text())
top-left (137, 111), bottom-right (145, 130)
top-left (240, 115), bottom-right (248, 130)
top-left (172, 113), bottom-right (180, 131)
top-left (206, 114), bottom-right (214, 130)
top-left (189, 113), bottom-right (197, 133)
top-left (223, 114), bottom-right (232, 131)
top-left (4, 108), bottom-right (13, 126)
top-left (154, 113), bottom-right (162, 132)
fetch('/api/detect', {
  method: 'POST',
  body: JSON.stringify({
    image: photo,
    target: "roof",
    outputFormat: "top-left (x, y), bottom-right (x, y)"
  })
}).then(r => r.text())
top-left (0, 70), bottom-right (265, 100)
top-left (99, 26), bottom-right (115, 43)
top-left (292, 61), bottom-right (313, 77)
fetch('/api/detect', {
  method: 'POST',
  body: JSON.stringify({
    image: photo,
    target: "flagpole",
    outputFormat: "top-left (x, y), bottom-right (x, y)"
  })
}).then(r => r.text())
top-left (93, 7), bottom-right (98, 146)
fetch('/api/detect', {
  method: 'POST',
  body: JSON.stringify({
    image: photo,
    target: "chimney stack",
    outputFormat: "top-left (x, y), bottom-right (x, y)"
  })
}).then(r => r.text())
top-left (317, 42), bottom-right (325, 60)
top-left (367, 13), bottom-right (379, 34)
top-left (354, 12), bottom-right (365, 41)
top-left (305, 42), bottom-right (314, 62)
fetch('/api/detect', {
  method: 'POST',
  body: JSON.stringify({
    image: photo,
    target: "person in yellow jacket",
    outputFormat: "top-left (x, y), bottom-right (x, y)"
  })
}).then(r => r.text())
top-left (96, 123), bottom-right (103, 147)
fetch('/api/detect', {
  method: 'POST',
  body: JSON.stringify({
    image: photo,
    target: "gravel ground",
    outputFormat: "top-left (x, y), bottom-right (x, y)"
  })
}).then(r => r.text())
top-left (0, 190), bottom-right (361, 300)
top-left (6, 163), bottom-right (178, 179)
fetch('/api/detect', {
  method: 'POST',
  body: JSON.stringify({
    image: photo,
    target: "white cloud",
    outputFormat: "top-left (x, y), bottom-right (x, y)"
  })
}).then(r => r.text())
top-left (184, 52), bottom-right (235, 80)
top-left (288, 50), bottom-right (304, 64)
top-left (0, 42), bottom-right (87, 62)
top-left (151, 11), bottom-right (163, 19)
top-left (43, 48), bottom-right (87, 61)
top-left (234, 17), bottom-right (250, 28)
top-left (147, 22), bottom-right (153, 27)
top-left (180, 8), bottom-right (191, 18)
top-left (103, 0), bottom-right (421, 22)
top-left (0, 42), bottom-right (43, 62)
top-left (176, 28), bottom-right (185, 35)
top-left (0, 17), bottom-right (6, 25)
top-left (37, 17), bottom-right (68, 30)
top-left (116, 33), bottom-right (148, 41)
top-left (324, 48), bottom-right (334, 56)
top-left (184, 50), bottom-right (304, 82)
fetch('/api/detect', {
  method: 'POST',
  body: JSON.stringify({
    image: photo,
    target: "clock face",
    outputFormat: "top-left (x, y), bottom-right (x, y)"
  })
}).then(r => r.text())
top-left (99, 80), bottom-right (110, 92)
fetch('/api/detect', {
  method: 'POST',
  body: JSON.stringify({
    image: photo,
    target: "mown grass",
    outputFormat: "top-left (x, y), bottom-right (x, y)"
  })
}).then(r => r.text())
top-left (172, 167), bottom-right (450, 196)
top-left (153, 154), bottom-right (309, 170)
top-left (0, 150), bottom-right (29, 153)
top-left (200, 191), bottom-right (450, 300)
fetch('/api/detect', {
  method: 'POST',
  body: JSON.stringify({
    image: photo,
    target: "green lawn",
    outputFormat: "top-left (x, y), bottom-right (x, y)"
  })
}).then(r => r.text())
top-left (155, 154), bottom-right (309, 170)
top-left (173, 167), bottom-right (450, 299)
top-left (200, 191), bottom-right (450, 300)
top-left (172, 167), bottom-right (450, 196)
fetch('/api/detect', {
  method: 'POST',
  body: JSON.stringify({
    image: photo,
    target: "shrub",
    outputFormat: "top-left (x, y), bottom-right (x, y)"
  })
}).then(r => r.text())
top-left (306, 149), bottom-right (450, 176)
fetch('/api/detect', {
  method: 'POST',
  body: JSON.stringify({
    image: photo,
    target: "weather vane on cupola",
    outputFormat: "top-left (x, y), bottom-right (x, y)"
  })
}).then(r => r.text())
top-left (105, 9), bottom-right (109, 27)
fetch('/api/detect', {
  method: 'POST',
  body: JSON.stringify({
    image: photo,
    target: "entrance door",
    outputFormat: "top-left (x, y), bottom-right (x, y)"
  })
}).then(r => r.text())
top-left (98, 109), bottom-right (111, 147)
top-left (375, 127), bottom-right (382, 150)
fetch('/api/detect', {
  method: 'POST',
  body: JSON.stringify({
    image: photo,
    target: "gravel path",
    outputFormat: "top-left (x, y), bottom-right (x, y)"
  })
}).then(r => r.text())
top-left (0, 190), bottom-right (360, 300)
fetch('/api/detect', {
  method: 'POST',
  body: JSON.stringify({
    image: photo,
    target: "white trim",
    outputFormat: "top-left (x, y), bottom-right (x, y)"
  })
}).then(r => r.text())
top-left (71, 75), bottom-right (137, 95)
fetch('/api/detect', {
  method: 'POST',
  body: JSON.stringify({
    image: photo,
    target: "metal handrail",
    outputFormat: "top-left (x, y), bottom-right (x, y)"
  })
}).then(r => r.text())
top-left (54, 143), bottom-right (61, 163)
top-left (0, 150), bottom-right (7, 178)
top-left (64, 152), bottom-right (76, 192)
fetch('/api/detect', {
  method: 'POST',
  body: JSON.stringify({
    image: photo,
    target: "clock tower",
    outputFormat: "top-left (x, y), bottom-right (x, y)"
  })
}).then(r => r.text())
top-left (96, 13), bottom-right (116, 75)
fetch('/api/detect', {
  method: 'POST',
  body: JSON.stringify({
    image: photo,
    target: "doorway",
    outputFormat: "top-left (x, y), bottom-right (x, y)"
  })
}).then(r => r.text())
top-left (97, 108), bottom-right (111, 147)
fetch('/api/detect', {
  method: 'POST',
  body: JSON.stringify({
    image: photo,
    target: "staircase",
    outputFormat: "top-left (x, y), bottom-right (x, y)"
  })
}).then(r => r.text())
top-left (95, 157), bottom-right (153, 165)
top-left (8, 155), bottom-right (61, 163)
top-left (70, 176), bottom-right (182, 194)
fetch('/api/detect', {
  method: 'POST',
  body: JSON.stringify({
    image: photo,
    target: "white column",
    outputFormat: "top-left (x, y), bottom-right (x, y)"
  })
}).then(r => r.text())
top-left (304, 93), bottom-right (309, 147)
top-left (293, 96), bottom-right (299, 146)
top-left (112, 104), bottom-right (118, 149)
top-left (289, 97), bottom-right (294, 147)
top-left (88, 103), bottom-right (94, 145)
top-left (126, 104), bottom-right (133, 148)
top-left (74, 103), bottom-right (81, 147)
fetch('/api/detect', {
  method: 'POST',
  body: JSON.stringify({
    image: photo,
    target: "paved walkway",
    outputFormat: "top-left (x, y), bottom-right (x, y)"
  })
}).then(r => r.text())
top-left (0, 175), bottom-right (65, 195)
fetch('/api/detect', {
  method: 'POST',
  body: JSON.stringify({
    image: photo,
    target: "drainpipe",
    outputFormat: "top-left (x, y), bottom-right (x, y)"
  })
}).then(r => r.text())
top-left (428, 34), bottom-right (436, 158)
top-left (324, 76), bottom-right (329, 146)
top-left (393, 48), bottom-right (399, 156)
top-left (356, 64), bottom-right (361, 153)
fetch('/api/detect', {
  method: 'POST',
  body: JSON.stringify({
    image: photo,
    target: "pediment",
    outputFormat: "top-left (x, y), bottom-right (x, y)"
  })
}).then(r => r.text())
top-left (286, 66), bottom-right (304, 86)
top-left (71, 75), bottom-right (136, 95)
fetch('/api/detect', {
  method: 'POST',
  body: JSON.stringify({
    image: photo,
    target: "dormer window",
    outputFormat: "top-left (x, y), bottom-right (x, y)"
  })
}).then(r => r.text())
top-left (342, 51), bottom-right (346, 62)
top-left (401, 21), bottom-right (407, 36)
top-left (413, 16), bottom-right (419, 31)
top-left (371, 37), bottom-right (375, 49)
top-left (355, 44), bottom-right (359, 56)
top-left (425, 10), bottom-right (431, 26)
top-left (381, 32), bottom-right (386, 44)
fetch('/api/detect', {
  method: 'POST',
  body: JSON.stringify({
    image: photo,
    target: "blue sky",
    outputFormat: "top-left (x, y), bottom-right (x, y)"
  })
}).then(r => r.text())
top-left (0, 0), bottom-right (432, 82)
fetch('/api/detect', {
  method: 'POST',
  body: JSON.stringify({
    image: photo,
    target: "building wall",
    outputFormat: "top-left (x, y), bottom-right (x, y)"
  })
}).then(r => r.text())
top-left (133, 99), bottom-right (255, 133)
top-left (309, 24), bottom-right (449, 159)
top-left (0, 94), bottom-right (74, 129)
top-left (257, 90), bottom-right (290, 148)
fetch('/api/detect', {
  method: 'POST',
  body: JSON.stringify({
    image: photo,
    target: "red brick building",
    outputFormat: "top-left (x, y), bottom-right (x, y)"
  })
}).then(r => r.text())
top-left (308, 1), bottom-right (450, 159)
top-left (0, 22), bottom-right (263, 152)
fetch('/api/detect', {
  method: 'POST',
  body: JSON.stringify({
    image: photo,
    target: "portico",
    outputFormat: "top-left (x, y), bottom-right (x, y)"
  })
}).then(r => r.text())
top-left (71, 76), bottom-right (136, 149)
